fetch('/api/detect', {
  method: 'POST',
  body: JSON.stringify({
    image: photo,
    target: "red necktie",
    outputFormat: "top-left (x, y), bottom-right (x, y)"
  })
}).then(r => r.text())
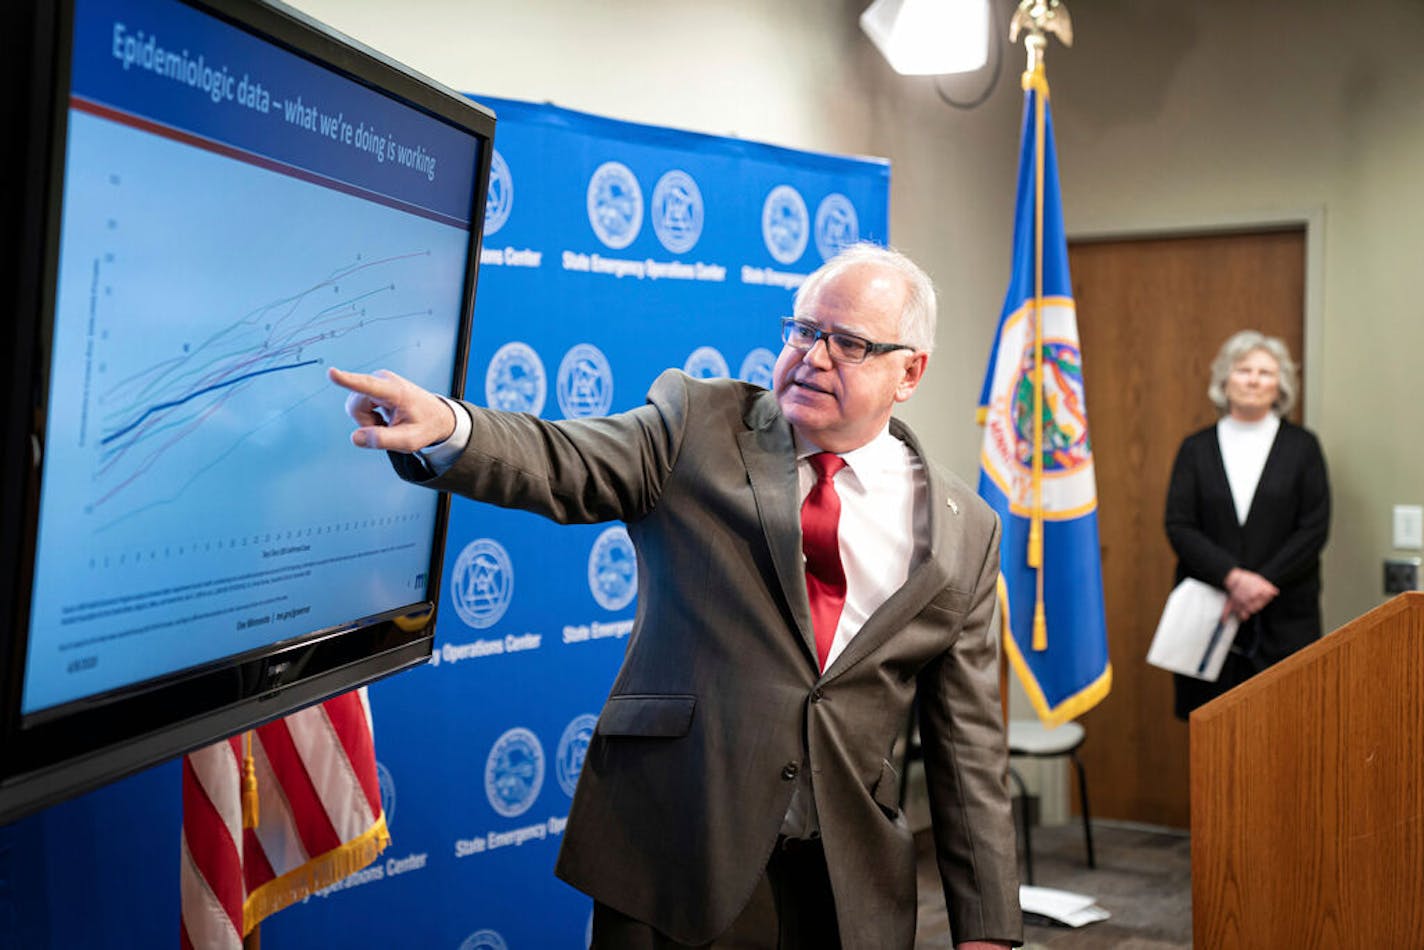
top-left (802, 452), bottom-right (847, 672)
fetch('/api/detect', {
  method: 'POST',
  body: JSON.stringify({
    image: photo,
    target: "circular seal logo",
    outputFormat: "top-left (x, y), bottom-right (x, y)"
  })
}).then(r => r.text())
top-left (588, 525), bottom-right (637, 612)
top-left (556, 343), bottom-right (614, 419)
top-left (459, 929), bottom-right (509, 950)
top-left (375, 760), bottom-right (396, 828)
top-left (483, 149), bottom-right (513, 236)
top-left (485, 341), bottom-right (547, 415)
top-left (555, 713), bottom-right (598, 798)
top-left (484, 726), bottom-right (545, 818)
top-left (814, 193), bottom-right (859, 262)
top-left (738, 347), bottom-right (776, 389)
top-left (450, 538), bottom-right (514, 630)
top-left (1010, 341), bottom-right (1092, 471)
top-left (980, 301), bottom-right (1098, 519)
top-left (682, 345), bottom-right (730, 380)
top-left (650, 169), bottom-right (704, 254)
top-left (761, 185), bottom-right (809, 265)
top-left (586, 161), bottom-right (643, 249)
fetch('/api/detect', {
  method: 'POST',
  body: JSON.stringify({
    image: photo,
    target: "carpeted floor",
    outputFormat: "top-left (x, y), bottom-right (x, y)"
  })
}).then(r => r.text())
top-left (915, 820), bottom-right (1192, 949)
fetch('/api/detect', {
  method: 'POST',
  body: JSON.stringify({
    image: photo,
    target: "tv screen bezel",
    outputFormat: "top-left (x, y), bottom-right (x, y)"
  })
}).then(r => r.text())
top-left (0, 0), bottom-right (494, 823)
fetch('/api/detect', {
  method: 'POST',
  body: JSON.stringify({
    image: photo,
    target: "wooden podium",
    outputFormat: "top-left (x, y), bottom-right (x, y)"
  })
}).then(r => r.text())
top-left (1190, 592), bottom-right (1424, 946)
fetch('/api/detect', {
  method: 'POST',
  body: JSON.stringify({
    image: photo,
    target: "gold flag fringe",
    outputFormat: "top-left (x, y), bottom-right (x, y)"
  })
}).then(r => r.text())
top-left (242, 815), bottom-right (391, 935)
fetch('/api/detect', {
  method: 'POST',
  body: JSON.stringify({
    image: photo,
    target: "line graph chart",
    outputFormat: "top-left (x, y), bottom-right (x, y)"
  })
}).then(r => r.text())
top-left (84, 246), bottom-right (439, 525)
top-left (100, 358), bottom-right (320, 447)
top-left (24, 107), bottom-right (471, 711)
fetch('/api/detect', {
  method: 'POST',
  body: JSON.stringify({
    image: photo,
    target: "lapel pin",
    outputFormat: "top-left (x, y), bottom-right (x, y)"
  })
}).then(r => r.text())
top-left (946, 497), bottom-right (960, 515)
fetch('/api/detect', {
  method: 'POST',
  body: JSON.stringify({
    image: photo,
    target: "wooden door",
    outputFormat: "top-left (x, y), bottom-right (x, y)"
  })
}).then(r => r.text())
top-left (1069, 229), bottom-right (1305, 828)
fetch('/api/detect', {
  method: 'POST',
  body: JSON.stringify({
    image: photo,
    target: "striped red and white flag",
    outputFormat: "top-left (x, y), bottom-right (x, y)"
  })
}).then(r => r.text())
top-left (179, 687), bottom-right (389, 949)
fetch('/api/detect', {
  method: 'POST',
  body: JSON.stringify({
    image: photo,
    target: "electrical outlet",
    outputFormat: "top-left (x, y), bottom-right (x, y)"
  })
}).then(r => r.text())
top-left (1384, 558), bottom-right (1421, 595)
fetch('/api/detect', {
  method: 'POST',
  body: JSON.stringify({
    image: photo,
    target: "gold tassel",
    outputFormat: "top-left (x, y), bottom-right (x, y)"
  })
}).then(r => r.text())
top-left (1032, 600), bottom-right (1048, 652)
top-left (243, 816), bottom-right (391, 935)
top-left (242, 731), bottom-right (259, 830)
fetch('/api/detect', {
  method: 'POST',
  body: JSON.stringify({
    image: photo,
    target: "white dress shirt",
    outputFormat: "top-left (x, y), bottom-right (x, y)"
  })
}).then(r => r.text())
top-left (795, 425), bottom-right (929, 669)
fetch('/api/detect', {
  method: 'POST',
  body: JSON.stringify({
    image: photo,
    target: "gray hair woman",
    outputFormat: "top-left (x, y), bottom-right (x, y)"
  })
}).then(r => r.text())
top-left (1164, 330), bottom-right (1330, 720)
top-left (1206, 330), bottom-right (1299, 418)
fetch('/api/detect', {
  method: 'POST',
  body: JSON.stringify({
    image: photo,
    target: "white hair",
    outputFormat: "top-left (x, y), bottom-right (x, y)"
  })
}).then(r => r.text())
top-left (793, 242), bottom-right (938, 353)
top-left (1207, 330), bottom-right (1299, 416)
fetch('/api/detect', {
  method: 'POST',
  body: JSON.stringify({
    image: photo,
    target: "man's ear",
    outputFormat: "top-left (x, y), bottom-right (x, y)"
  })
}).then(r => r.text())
top-left (894, 351), bottom-right (929, 403)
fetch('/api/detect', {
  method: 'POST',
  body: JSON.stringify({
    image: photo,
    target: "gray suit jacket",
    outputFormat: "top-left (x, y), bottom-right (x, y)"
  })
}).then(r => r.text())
top-left (396, 370), bottom-right (1021, 949)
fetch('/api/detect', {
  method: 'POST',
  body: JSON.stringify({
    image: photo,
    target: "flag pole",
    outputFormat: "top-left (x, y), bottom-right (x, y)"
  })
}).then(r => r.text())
top-left (1010, 0), bottom-right (1072, 652)
top-left (986, 0), bottom-right (1109, 726)
top-left (1029, 55), bottom-right (1046, 650)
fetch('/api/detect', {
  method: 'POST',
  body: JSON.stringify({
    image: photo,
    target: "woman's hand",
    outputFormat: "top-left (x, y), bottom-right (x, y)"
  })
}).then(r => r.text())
top-left (1223, 568), bottom-right (1279, 620)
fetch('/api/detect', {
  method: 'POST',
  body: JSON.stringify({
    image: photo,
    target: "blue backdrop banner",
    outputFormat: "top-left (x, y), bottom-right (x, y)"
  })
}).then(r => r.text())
top-left (1, 96), bottom-right (889, 949)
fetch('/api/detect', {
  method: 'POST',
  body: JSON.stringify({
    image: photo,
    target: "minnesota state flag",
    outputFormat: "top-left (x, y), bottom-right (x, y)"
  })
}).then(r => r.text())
top-left (976, 63), bottom-right (1111, 727)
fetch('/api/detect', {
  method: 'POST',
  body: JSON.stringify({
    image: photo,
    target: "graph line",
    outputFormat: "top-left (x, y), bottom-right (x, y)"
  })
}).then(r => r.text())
top-left (100, 358), bottom-right (320, 446)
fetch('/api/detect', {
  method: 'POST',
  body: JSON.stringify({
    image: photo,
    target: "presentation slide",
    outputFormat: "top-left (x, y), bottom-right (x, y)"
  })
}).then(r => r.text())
top-left (22, 0), bottom-right (481, 715)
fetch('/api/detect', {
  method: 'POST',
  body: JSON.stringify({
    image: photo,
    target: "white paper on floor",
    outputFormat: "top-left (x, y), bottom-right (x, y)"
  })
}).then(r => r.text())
top-left (1020, 884), bottom-right (1111, 927)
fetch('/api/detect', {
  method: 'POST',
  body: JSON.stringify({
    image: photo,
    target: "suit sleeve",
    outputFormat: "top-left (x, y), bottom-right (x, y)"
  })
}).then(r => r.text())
top-left (1255, 430), bottom-right (1330, 587)
top-left (917, 515), bottom-right (1023, 946)
top-left (1164, 436), bottom-right (1238, 586)
top-left (389, 369), bottom-right (692, 525)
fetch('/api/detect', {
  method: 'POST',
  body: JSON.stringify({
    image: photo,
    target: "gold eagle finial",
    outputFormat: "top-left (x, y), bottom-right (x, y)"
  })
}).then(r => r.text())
top-left (1010, 0), bottom-right (1074, 49)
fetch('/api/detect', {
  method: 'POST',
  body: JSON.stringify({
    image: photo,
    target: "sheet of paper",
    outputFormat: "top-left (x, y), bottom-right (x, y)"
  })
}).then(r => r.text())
top-left (1146, 578), bottom-right (1241, 682)
top-left (1020, 884), bottom-right (1112, 927)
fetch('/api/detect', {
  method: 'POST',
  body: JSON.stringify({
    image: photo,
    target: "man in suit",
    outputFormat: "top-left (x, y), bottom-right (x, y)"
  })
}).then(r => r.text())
top-left (329, 244), bottom-right (1021, 949)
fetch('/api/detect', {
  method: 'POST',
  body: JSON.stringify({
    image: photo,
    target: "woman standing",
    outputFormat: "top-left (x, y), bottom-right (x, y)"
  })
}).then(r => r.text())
top-left (1165, 330), bottom-right (1330, 719)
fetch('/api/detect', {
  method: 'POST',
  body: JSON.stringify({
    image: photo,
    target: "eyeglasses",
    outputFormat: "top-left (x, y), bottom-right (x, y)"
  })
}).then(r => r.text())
top-left (780, 318), bottom-right (915, 364)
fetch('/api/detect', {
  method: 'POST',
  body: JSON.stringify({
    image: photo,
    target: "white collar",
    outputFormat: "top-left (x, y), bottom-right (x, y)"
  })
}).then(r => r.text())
top-left (794, 424), bottom-right (902, 488)
top-left (1218, 413), bottom-right (1280, 436)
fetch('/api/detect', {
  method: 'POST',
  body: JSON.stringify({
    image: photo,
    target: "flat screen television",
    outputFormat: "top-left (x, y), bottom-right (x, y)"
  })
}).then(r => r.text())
top-left (0, 0), bottom-right (494, 822)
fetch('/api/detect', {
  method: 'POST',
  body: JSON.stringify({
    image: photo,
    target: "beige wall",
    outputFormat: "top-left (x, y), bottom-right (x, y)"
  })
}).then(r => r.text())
top-left (1045, 0), bottom-right (1424, 632)
top-left (287, 0), bottom-right (1420, 639)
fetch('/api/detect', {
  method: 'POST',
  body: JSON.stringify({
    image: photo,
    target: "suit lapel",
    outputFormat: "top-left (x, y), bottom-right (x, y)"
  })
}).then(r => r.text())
top-left (738, 392), bottom-right (818, 663)
top-left (821, 421), bottom-right (952, 681)
top-left (822, 554), bottom-right (948, 680)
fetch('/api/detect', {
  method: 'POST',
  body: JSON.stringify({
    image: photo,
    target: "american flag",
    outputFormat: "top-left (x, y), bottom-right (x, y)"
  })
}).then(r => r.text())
top-left (179, 688), bottom-right (389, 949)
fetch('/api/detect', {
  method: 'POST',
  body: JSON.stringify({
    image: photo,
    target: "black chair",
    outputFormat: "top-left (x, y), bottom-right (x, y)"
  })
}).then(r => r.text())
top-left (896, 708), bottom-right (1096, 885)
top-left (894, 703), bottom-right (1093, 888)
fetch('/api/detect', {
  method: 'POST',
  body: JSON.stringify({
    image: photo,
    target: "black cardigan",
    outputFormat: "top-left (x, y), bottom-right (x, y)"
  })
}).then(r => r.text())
top-left (1164, 418), bottom-right (1331, 669)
